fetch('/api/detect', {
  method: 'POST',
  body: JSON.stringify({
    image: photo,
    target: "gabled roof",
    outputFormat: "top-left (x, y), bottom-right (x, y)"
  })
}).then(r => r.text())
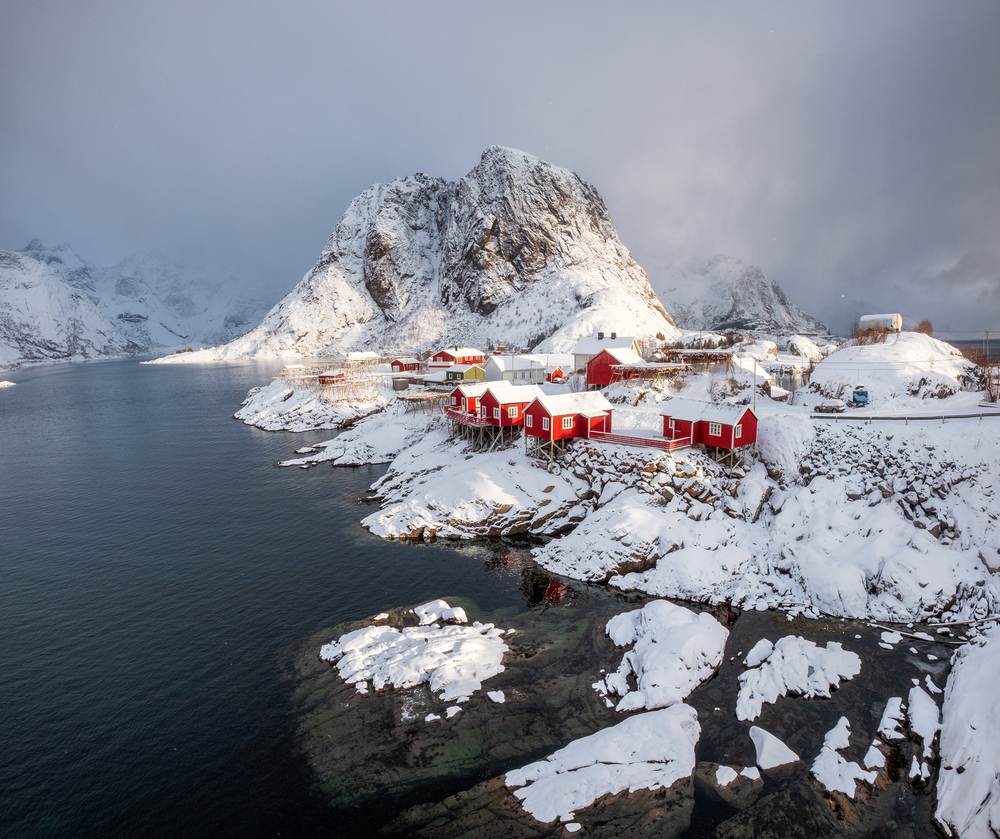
top-left (592, 347), bottom-right (644, 365)
top-left (435, 346), bottom-right (484, 357)
top-left (659, 398), bottom-right (754, 424)
top-left (485, 355), bottom-right (549, 372)
top-left (484, 384), bottom-right (543, 404)
top-left (452, 380), bottom-right (512, 398)
top-left (449, 364), bottom-right (484, 373)
top-left (530, 391), bottom-right (614, 416)
top-left (571, 336), bottom-right (637, 356)
top-left (391, 357), bottom-right (421, 364)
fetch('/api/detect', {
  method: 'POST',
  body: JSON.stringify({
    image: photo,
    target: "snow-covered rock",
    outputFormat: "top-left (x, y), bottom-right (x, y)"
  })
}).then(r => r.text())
top-left (0, 241), bottom-right (272, 369)
top-left (153, 147), bottom-right (679, 363)
top-left (810, 717), bottom-right (877, 798)
top-left (648, 255), bottom-right (827, 335)
top-left (319, 601), bottom-right (508, 703)
top-left (735, 636), bottom-right (861, 721)
top-left (936, 627), bottom-right (1000, 839)
top-left (749, 725), bottom-right (801, 769)
top-left (595, 599), bottom-right (729, 712)
top-left (505, 704), bottom-right (700, 824)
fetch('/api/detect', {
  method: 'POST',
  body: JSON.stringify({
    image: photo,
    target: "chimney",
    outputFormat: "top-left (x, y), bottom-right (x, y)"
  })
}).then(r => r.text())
top-left (598, 331), bottom-right (604, 340)
top-left (611, 332), bottom-right (617, 339)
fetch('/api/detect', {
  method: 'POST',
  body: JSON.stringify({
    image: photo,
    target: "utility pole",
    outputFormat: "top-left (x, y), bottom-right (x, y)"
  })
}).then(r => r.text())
top-left (753, 358), bottom-right (757, 414)
top-left (987, 329), bottom-right (991, 366)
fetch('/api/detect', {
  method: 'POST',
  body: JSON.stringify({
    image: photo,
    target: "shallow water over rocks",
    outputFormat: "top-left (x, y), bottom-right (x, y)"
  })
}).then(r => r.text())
top-left (295, 554), bottom-right (958, 838)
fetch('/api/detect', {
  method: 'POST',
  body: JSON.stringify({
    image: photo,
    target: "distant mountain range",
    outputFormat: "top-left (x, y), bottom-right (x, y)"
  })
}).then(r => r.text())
top-left (156, 146), bottom-right (680, 363)
top-left (0, 240), bottom-right (273, 369)
top-left (648, 255), bottom-right (828, 335)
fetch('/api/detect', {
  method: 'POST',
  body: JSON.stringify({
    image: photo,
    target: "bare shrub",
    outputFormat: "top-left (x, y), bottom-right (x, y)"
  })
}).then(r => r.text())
top-left (915, 319), bottom-right (934, 336)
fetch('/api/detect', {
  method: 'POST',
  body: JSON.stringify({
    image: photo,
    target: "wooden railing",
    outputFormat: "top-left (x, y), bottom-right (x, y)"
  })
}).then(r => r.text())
top-left (445, 408), bottom-right (493, 427)
top-left (587, 431), bottom-right (691, 451)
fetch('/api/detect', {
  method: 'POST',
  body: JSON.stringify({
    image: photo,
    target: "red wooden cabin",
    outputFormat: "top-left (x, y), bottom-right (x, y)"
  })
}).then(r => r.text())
top-left (430, 347), bottom-right (485, 368)
top-left (447, 381), bottom-right (510, 415)
top-left (586, 347), bottom-right (645, 388)
top-left (390, 357), bottom-right (422, 373)
top-left (479, 384), bottom-right (543, 427)
top-left (318, 371), bottom-right (345, 384)
top-left (546, 366), bottom-right (567, 383)
top-left (523, 392), bottom-right (614, 441)
top-left (660, 399), bottom-right (757, 450)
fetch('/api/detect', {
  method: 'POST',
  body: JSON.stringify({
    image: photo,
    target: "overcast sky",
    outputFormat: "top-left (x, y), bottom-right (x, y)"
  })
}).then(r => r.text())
top-left (2, 1), bottom-right (998, 335)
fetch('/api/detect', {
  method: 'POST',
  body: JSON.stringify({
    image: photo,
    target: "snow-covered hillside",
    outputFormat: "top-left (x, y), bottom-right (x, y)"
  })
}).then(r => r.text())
top-left (809, 332), bottom-right (977, 406)
top-left (153, 147), bottom-right (678, 364)
top-left (649, 255), bottom-right (827, 335)
top-left (0, 240), bottom-right (273, 370)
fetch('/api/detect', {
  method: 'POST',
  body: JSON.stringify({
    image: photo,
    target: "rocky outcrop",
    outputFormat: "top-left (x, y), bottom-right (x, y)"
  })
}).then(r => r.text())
top-left (176, 147), bottom-right (678, 361)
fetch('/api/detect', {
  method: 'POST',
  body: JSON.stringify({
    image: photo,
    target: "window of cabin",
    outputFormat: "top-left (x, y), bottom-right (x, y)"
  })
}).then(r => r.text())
top-left (668, 418), bottom-right (675, 430)
top-left (734, 423), bottom-right (742, 439)
top-left (452, 396), bottom-right (458, 405)
top-left (507, 406), bottom-right (518, 418)
top-left (525, 414), bottom-right (533, 428)
top-left (562, 416), bottom-right (574, 430)
top-left (709, 422), bottom-right (722, 436)
top-left (542, 417), bottom-right (550, 431)
top-left (493, 407), bottom-right (500, 419)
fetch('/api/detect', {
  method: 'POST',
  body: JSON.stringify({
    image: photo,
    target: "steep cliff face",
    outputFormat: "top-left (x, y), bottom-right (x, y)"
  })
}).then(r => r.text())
top-left (649, 255), bottom-right (828, 335)
top-left (0, 241), bottom-right (273, 369)
top-left (190, 147), bottom-right (677, 361)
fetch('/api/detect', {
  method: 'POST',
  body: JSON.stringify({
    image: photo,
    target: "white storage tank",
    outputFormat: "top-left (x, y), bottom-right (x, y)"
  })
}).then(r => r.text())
top-left (859, 313), bottom-right (902, 333)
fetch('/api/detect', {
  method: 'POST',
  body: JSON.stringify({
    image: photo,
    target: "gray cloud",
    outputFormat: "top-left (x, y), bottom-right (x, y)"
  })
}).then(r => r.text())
top-left (2, 1), bottom-right (999, 334)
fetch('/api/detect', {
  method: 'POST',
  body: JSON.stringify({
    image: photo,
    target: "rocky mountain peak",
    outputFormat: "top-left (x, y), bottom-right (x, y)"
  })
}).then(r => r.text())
top-left (195, 148), bottom-right (677, 361)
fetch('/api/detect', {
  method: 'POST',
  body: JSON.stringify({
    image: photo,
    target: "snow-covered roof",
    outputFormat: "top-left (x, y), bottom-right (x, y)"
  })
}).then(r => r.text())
top-left (486, 355), bottom-right (551, 372)
top-left (421, 371), bottom-right (448, 383)
top-left (571, 335), bottom-right (637, 356)
top-left (531, 391), bottom-right (613, 416)
top-left (659, 398), bottom-right (752, 424)
top-left (597, 347), bottom-right (644, 365)
top-left (391, 357), bottom-right (421, 364)
top-left (486, 384), bottom-right (544, 404)
top-left (453, 381), bottom-right (512, 398)
top-left (450, 364), bottom-right (483, 373)
top-left (436, 347), bottom-right (483, 357)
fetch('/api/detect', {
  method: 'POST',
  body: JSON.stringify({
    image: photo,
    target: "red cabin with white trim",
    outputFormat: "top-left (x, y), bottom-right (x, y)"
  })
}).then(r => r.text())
top-left (430, 347), bottom-right (485, 368)
top-left (390, 357), bottom-right (422, 373)
top-left (523, 392), bottom-right (614, 441)
top-left (660, 399), bottom-right (757, 451)
top-left (447, 381), bottom-right (506, 415)
top-left (479, 385), bottom-right (543, 427)
top-left (586, 347), bottom-right (645, 388)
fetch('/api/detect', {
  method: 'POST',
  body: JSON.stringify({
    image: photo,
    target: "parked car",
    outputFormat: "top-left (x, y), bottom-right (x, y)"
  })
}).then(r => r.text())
top-left (814, 399), bottom-right (847, 413)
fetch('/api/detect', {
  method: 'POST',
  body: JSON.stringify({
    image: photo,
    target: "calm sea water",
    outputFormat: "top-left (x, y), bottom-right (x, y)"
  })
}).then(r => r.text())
top-left (0, 359), bottom-right (536, 838)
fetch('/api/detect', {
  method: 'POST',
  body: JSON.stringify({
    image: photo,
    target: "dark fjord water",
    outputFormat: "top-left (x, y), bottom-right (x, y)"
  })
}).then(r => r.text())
top-left (0, 360), bottom-right (539, 838)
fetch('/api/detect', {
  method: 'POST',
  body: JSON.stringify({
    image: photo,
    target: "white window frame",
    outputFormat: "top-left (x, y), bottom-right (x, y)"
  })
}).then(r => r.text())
top-left (507, 406), bottom-right (518, 418)
top-left (734, 423), bottom-right (742, 439)
top-left (709, 421), bottom-right (722, 436)
top-left (452, 396), bottom-right (458, 405)
top-left (525, 414), bottom-right (533, 428)
top-left (562, 416), bottom-right (574, 430)
top-left (493, 407), bottom-right (500, 419)
top-left (542, 417), bottom-right (550, 431)
top-left (668, 418), bottom-right (674, 430)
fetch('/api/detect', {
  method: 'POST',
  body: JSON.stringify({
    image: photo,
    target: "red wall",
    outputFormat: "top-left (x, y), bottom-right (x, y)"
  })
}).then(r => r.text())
top-left (661, 410), bottom-right (757, 450)
top-left (480, 390), bottom-right (532, 427)
top-left (586, 349), bottom-right (623, 388)
top-left (523, 403), bottom-right (613, 440)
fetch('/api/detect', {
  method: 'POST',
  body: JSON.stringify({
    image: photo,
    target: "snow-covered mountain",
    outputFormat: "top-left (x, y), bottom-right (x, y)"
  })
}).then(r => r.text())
top-left (0, 240), bottom-right (273, 369)
top-left (648, 255), bottom-right (827, 335)
top-left (159, 147), bottom-right (678, 363)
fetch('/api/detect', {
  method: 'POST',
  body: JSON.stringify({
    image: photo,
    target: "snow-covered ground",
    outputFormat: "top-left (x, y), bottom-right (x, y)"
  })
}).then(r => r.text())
top-left (234, 378), bottom-right (390, 431)
top-left (268, 331), bottom-right (998, 836)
